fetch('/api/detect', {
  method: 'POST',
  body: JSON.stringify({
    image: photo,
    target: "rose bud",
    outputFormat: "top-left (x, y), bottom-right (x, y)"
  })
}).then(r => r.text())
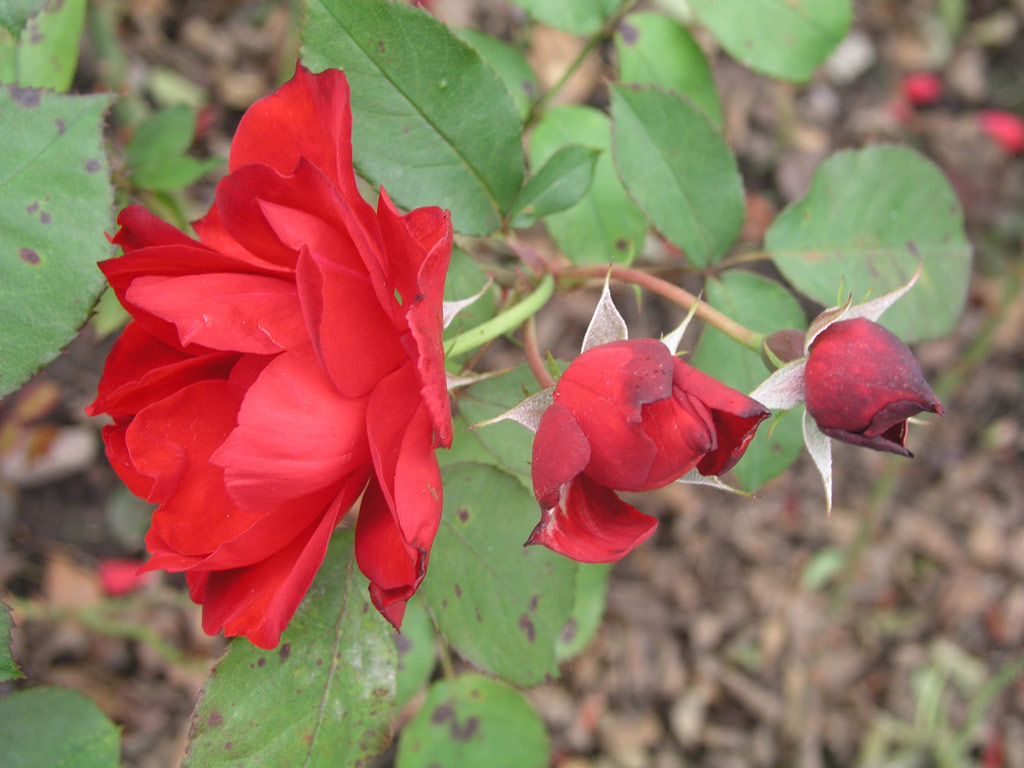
top-left (803, 318), bottom-right (943, 456)
top-left (528, 339), bottom-right (769, 562)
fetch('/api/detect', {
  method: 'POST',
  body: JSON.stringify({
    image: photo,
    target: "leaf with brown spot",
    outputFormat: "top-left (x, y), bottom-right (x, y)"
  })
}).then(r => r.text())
top-left (0, 86), bottom-right (112, 398)
top-left (184, 531), bottom-right (397, 768)
top-left (396, 674), bottom-right (548, 767)
top-left (421, 463), bottom-right (575, 685)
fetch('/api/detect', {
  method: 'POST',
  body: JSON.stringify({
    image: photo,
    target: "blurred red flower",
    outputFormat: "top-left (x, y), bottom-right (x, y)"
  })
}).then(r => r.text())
top-left (901, 73), bottom-right (943, 106)
top-left (529, 339), bottom-right (768, 562)
top-left (979, 110), bottom-right (1024, 155)
top-left (804, 319), bottom-right (943, 456)
top-left (97, 558), bottom-right (153, 596)
top-left (88, 65), bottom-right (453, 648)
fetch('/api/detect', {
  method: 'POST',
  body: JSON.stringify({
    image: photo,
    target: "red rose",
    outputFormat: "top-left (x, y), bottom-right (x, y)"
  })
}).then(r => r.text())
top-left (804, 318), bottom-right (943, 456)
top-left (528, 339), bottom-right (768, 562)
top-left (87, 65), bottom-right (453, 649)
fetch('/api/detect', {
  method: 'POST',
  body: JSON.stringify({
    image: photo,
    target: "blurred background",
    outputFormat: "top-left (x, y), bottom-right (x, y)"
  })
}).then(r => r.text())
top-left (1, 0), bottom-right (1022, 766)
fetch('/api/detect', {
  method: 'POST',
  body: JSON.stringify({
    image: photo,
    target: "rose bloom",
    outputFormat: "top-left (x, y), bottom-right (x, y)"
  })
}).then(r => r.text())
top-left (529, 339), bottom-right (769, 562)
top-left (88, 65), bottom-right (453, 648)
top-left (804, 318), bottom-right (943, 456)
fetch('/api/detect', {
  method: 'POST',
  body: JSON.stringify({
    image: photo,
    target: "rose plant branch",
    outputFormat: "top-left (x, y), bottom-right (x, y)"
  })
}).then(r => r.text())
top-left (444, 273), bottom-right (555, 358)
top-left (558, 264), bottom-right (766, 353)
top-left (525, 0), bottom-right (639, 126)
top-left (523, 314), bottom-right (556, 389)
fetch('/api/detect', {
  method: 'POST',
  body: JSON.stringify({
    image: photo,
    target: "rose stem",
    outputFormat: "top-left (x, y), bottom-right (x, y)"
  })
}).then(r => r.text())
top-left (523, 315), bottom-right (555, 389)
top-left (445, 274), bottom-right (556, 358)
top-left (558, 265), bottom-right (765, 353)
top-left (525, 0), bottom-right (639, 127)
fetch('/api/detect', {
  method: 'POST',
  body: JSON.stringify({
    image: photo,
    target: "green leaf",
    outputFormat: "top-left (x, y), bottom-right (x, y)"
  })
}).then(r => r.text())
top-left (423, 463), bottom-right (575, 685)
top-left (530, 105), bottom-right (646, 264)
top-left (443, 246), bottom-right (497, 342)
top-left (0, 0), bottom-right (87, 92)
top-left (125, 105), bottom-right (222, 192)
top-left (0, 687), bottom-right (120, 768)
top-left (453, 363), bottom-right (541, 482)
top-left (396, 674), bottom-right (549, 768)
top-left (0, 87), bottom-right (113, 398)
top-left (0, 600), bottom-right (23, 681)
top-left (687, 0), bottom-right (852, 82)
top-left (301, 0), bottom-right (524, 235)
top-left (0, 1), bottom-right (48, 33)
top-left (800, 546), bottom-right (846, 591)
top-left (690, 270), bottom-right (807, 491)
top-left (610, 84), bottom-right (744, 267)
top-left (510, 144), bottom-right (599, 227)
top-left (455, 28), bottom-right (539, 122)
top-left (766, 145), bottom-right (971, 342)
top-left (184, 531), bottom-right (396, 768)
top-left (506, 0), bottom-right (618, 35)
top-left (556, 562), bottom-right (611, 661)
top-left (614, 12), bottom-right (723, 128)
top-left (393, 594), bottom-right (436, 709)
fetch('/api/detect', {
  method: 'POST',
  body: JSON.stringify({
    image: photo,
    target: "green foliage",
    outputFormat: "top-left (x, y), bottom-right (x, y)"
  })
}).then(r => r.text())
top-left (452, 363), bottom-right (540, 482)
top-left (0, 0), bottom-right (86, 91)
top-left (0, 600), bottom-right (23, 682)
top-left (610, 84), bottom-right (744, 267)
top-left (184, 531), bottom-right (396, 768)
top-left (126, 105), bottom-right (222, 192)
top-left (766, 145), bottom-right (972, 342)
top-left (530, 105), bottom-right (647, 264)
top-left (393, 595), bottom-right (437, 709)
top-left (455, 28), bottom-right (539, 122)
top-left (510, 143), bottom-right (599, 227)
top-left (556, 562), bottom-right (611, 661)
top-left (301, 0), bottom-right (524, 235)
top-left (422, 463), bottom-right (576, 685)
top-left (614, 12), bottom-right (723, 128)
top-left (0, 87), bottom-right (113, 398)
top-left (0, 687), bottom-right (120, 768)
top-left (396, 674), bottom-right (550, 768)
top-left (506, 0), bottom-right (618, 35)
top-left (687, 0), bottom-right (852, 82)
top-left (691, 270), bottom-right (807, 491)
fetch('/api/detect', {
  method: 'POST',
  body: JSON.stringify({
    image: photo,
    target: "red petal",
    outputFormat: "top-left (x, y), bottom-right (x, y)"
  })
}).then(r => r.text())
top-left (125, 381), bottom-right (262, 556)
top-left (212, 344), bottom-right (370, 509)
top-left (354, 479), bottom-right (418, 629)
top-left (356, 365), bottom-right (444, 626)
top-left (229, 64), bottom-right (371, 226)
top-left (100, 422), bottom-right (155, 499)
top-left (197, 491), bottom-right (352, 649)
top-left (125, 273), bottom-right (306, 354)
top-left (295, 245), bottom-right (405, 399)
top-left (554, 339), bottom-right (674, 490)
top-left (88, 322), bottom-right (237, 419)
top-left (376, 189), bottom-right (453, 447)
top-left (526, 475), bottom-right (657, 563)
top-left (112, 205), bottom-right (198, 252)
top-left (531, 403), bottom-right (591, 510)
top-left (673, 361), bottom-right (770, 476)
top-left (194, 467), bottom-right (368, 572)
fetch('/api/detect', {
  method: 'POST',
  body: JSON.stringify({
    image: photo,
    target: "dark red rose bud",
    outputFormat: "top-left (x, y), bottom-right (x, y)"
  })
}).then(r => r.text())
top-left (804, 318), bottom-right (943, 456)
top-left (528, 339), bottom-right (769, 562)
